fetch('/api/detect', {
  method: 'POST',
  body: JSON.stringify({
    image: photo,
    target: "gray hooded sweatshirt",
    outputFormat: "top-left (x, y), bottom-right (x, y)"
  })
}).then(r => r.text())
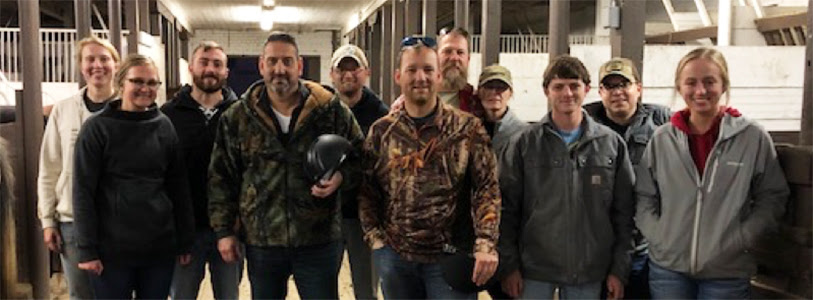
top-left (635, 111), bottom-right (789, 279)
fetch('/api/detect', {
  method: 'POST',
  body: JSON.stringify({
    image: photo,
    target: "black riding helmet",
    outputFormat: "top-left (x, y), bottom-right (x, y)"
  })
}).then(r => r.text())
top-left (305, 134), bottom-right (352, 183)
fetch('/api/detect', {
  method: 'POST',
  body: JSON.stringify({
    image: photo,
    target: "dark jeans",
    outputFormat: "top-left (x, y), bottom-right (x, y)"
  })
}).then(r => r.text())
top-left (373, 245), bottom-right (475, 299)
top-left (89, 259), bottom-right (175, 299)
top-left (648, 261), bottom-right (750, 299)
top-left (245, 241), bottom-right (342, 300)
top-left (170, 228), bottom-right (242, 300)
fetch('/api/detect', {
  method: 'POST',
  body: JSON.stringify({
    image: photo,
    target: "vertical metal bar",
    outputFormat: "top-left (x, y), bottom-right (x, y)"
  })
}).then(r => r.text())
top-left (370, 13), bottom-right (382, 95)
top-left (549, 0), bottom-right (571, 60)
top-left (18, 0), bottom-right (48, 298)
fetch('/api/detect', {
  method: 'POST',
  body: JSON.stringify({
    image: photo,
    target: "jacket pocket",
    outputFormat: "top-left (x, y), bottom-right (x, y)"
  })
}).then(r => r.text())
top-left (109, 180), bottom-right (174, 247)
top-left (580, 155), bottom-right (615, 208)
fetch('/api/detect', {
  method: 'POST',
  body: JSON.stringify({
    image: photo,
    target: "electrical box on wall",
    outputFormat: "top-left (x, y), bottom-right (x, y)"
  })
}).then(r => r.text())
top-left (606, 5), bottom-right (621, 29)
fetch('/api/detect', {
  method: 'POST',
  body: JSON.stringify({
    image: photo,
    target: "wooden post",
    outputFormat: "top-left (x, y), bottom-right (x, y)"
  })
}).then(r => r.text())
top-left (370, 13), bottom-right (382, 95)
top-left (381, 3), bottom-right (393, 104)
top-left (109, 0), bottom-right (123, 55)
top-left (18, 0), bottom-right (48, 298)
top-left (125, 0), bottom-right (140, 55)
top-left (75, 0), bottom-right (91, 86)
top-left (406, 0), bottom-right (420, 35)
top-left (454, 0), bottom-right (470, 33)
top-left (422, 0), bottom-right (437, 35)
top-left (801, 0), bottom-right (812, 146)
top-left (392, 0), bottom-right (405, 99)
top-left (549, 0), bottom-right (571, 60)
top-left (481, 0), bottom-right (501, 67)
top-left (610, 0), bottom-right (646, 81)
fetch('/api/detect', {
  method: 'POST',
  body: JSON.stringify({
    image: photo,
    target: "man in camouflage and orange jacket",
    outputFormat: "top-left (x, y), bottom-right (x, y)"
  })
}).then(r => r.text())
top-left (359, 36), bottom-right (501, 299)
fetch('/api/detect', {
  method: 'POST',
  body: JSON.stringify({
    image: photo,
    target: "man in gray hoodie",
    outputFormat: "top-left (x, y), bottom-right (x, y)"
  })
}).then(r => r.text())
top-left (499, 55), bottom-right (635, 300)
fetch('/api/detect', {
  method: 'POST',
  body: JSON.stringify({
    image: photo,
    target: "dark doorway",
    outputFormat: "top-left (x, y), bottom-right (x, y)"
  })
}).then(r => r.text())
top-left (227, 56), bottom-right (261, 96)
top-left (227, 55), bottom-right (322, 96)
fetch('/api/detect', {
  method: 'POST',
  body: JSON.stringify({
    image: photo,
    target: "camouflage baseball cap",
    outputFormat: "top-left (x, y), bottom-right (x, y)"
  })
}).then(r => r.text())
top-left (331, 44), bottom-right (368, 69)
top-left (598, 57), bottom-right (639, 83)
top-left (478, 65), bottom-right (513, 89)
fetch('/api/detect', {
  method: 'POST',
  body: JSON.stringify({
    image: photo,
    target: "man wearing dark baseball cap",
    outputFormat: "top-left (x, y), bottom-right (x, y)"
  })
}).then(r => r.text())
top-left (476, 65), bottom-right (527, 153)
top-left (584, 57), bottom-right (671, 299)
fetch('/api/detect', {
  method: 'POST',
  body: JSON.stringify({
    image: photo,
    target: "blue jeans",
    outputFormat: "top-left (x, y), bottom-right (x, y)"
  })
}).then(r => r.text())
top-left (521, 279), bottom-right (602, 300)
top-left (648, 261), bottom-right (750, 299)
top-left (89, 259), bottom-right (175, 299)
top-left (59, 222), bottom-right (95, 300)
top-left (245, 241), bottom-right (342, 299)
top-left (373, 245), bottom-right (475, 299)
top-left (170, 229), bottom-right (242, 300)
top-left (342, 218), bottom-right (378, 300)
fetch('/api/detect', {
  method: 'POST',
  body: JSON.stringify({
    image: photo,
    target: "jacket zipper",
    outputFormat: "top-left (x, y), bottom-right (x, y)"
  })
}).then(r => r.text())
top-left (689, 131), bottom-right (724, 274)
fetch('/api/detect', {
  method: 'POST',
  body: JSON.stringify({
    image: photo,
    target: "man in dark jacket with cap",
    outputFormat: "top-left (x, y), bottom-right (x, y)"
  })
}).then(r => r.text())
top-left (329, 43), bottom-right (388, 300)
top-left (161, 41), bottom-right (241, 300)
top-left (584, 57), bottom-right (671, 299)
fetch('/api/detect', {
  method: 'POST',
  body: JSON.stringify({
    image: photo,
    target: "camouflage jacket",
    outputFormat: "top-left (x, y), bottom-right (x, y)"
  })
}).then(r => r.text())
top-left (208, 80), bottom-right (364, 247)
top-left (359, 101), bottom-right (501, 263)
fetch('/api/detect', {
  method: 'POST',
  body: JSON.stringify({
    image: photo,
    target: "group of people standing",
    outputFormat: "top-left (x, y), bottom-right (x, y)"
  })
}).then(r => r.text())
top-left (36, 27), bottom-right (788, 300)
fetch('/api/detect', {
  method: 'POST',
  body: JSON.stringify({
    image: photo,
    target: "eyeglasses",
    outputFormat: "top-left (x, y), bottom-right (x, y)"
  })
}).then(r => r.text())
top-left (400, 36), bottom-right (437, 49)
top-left (481, 82), bottom-right (510, 93)
top-left (600, 81), bottom-right (632, 91)
top-left (127, 78), bottom-right (162, 89)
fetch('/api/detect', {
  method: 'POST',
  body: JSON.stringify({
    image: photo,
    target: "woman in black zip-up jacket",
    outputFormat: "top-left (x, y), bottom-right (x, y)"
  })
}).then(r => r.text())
top-left (73, 54), bottom-right (194, 299)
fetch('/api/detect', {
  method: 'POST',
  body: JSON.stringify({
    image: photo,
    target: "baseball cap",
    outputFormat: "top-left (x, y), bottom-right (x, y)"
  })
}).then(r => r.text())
top-left (331, 44), bottom-right (368, 69)
top-left (478, 65), bottom-right (513, 90)
top-left (598, 57), bottom-right (639, 83)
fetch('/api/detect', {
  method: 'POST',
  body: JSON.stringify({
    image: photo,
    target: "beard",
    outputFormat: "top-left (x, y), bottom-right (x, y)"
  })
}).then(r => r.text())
top-left (440, 62), bottom-right (468, 91)
top-left (193, 74), bottom-right (225, 94)
top-left (269, 75), bottom-right (292, 95)
top-left (339, 81), bottom-right (361, 97)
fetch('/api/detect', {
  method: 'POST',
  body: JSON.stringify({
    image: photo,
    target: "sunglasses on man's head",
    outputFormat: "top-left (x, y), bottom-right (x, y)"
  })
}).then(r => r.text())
top-left (400, 36), bottom-right (437, 49)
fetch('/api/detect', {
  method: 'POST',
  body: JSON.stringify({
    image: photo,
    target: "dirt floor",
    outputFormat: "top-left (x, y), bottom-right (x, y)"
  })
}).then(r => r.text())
top-left (50, 251), bottom-right (491, 299)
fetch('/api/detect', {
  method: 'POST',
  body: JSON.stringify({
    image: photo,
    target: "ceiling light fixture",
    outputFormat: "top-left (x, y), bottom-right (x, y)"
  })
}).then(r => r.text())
top-left (263, 0), bottom-right (275, 6)
top-left (260, 7), bottom-right (274, 31)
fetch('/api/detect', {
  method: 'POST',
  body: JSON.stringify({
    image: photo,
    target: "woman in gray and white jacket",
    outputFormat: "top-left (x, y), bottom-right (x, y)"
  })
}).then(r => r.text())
top-left (635, 47), bottom-right (789, 299)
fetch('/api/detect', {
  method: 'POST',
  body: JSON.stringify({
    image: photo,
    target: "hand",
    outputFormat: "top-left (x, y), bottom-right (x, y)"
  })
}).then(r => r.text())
top-left (311, 171), bottom-right (343, 198)
top-left (371, 239), bottom-right (385, 250)
top-left (217, 236), bottom-right (242, 263)
top-left (501, 269), bottom-right (523, 298)
top-left (472, 251), bottom-right (498, 286)
top-left (606, 274), bottom-right (625, 300)
top-left (43, 227), bottom-right (62, 253)
top-left (178, 254), bottom-right (192, 266)
top-left (390, 96), bottom-right (404, 112)
top-left (78, 260), bottom-right (103, 276)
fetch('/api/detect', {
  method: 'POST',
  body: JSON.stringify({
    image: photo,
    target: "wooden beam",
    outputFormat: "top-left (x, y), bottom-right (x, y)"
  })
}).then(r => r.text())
top-left (406, 0), bottom-right (420, 35)
top-left (549, 0), bottom-right (570, 60)
top-left (454, 0), bottom-right (470, 33)
top-left (755, 12), bottom-right (808, 32)
top-left (18, 0), bottom-right (48, 298)
top-left (693, 0), bottom-right (713, 26)
top-left (370, 13), bottom-right (382, 95)
top-left (611, 0), bottom-right (646, 81)
top-left (381, 2), bottom-right (393, 104)
top-left (422, 0), bottom-right (437, 35)
top-left (481, 0), bottom-right (501, 67)
top-left (800, 0), bottom-right (812, 146)
top-left (125, 0), bottom-right (140, 55)
top-left (646, 26), bottom-right (718, 44)
top-left (109, 0), bottom-right (122, 56)
top-left (661, 0), bottom-right (680, 30)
